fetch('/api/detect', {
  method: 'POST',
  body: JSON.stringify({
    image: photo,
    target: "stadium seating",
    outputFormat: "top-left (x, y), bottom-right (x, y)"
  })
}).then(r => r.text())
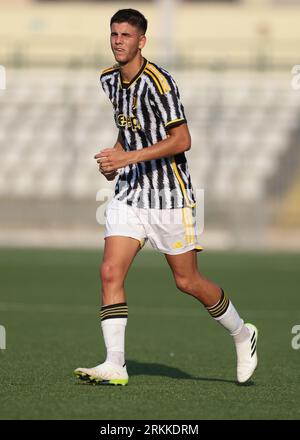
top-left (0, 70), bottom-right (299, 206)
top-left (275, 168), bottom-right (300, 228)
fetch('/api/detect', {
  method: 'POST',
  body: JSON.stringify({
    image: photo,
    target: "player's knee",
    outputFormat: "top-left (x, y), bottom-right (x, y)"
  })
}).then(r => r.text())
top-left (100, 262), bottom-right (124, 287)
top-left (174, 274), bottom-right (193, 294)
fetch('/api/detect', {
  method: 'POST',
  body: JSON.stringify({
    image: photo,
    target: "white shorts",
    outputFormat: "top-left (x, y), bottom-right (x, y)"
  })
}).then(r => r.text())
top-left (104, 198), bottom-right (203, 255)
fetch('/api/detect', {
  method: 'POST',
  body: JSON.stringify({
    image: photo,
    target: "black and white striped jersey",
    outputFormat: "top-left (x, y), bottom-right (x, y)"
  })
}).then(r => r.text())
top-left (100, 58), bottom-right (196, 209)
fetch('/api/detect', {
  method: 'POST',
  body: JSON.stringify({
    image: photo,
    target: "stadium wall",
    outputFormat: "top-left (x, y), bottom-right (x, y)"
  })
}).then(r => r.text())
top-left (0, 1), bottom-right (300, 68)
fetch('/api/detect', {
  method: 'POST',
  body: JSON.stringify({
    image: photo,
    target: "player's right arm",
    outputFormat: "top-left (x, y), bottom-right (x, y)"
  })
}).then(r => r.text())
top-left (97, 130), bottom-right (124, 181)
top-left (99, 68), bottom-right (124, 180)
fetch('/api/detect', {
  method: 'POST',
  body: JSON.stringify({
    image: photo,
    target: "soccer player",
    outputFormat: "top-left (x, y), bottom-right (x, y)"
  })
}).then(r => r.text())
top-left (74, 9), bottom-right (258, 386)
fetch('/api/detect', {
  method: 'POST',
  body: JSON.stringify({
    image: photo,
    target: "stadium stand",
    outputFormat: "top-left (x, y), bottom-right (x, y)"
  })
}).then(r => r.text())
top-left (0, 1), bottom-right (300, 248)
top-left (275, 168), bottom-right (300, 228)
top-left (1, 70), bottom-right (299, 202)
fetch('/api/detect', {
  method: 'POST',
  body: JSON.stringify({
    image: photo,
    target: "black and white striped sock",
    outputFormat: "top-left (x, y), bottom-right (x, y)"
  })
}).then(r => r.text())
top-left (206, 289), bottom-right (247, 339)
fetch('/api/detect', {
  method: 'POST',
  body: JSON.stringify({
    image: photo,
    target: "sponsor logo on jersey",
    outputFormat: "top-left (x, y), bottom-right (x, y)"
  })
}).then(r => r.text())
top-left (117, 114), bottom-right (141, 131)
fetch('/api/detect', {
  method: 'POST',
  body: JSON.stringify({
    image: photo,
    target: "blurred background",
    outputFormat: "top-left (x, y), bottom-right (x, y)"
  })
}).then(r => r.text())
top-left (1, 1), bottom-right (300, 421)
top-left (0, 0), bottom-right (300, 251)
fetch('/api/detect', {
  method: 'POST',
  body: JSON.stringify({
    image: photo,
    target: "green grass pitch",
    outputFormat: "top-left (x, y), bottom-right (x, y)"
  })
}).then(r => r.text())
top-left (0, 248), bottom-right (300, 420)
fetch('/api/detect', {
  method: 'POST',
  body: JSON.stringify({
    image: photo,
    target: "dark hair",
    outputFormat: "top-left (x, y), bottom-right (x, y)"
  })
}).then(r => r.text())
top-left (110, 9), bottom-right (148, 35)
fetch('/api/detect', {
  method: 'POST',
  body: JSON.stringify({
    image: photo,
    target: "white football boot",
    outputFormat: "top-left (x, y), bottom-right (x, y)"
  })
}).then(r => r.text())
top-left (236, 323), bottom-right (258, 384)
top-left (74, 361), bottom-right (128, 386)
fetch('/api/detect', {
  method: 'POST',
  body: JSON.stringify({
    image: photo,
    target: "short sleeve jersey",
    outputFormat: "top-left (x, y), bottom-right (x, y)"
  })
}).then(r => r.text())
top-left (100, 58), bottom-right (196, 209)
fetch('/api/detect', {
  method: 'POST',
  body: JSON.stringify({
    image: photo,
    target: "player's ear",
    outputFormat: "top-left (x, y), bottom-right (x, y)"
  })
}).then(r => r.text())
top-left (138, 34), bottom-right (146, 50)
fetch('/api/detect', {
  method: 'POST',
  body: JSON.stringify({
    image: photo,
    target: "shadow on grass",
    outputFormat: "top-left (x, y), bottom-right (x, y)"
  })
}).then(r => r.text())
top-left (127, 360), bottom-right (254, 386)
top-left (74, 360), bottom-right (256, 387)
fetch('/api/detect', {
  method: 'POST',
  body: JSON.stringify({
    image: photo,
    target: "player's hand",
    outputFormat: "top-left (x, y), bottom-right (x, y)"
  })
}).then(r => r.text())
top-left (94, 150), bottom-right (119, 180)
top-left (94, 148), bottom-right (130, 172)
top-left (100, 169), bottom-right (118, 181)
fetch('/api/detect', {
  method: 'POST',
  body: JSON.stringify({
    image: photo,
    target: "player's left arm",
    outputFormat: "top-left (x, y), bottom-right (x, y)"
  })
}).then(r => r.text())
top-left (96, 123), bottom-right (191, 172)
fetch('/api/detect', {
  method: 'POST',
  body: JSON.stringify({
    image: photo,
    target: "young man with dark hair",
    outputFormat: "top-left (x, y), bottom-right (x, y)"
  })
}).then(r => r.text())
top-left (74, 9), bottom-right (258, 386)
